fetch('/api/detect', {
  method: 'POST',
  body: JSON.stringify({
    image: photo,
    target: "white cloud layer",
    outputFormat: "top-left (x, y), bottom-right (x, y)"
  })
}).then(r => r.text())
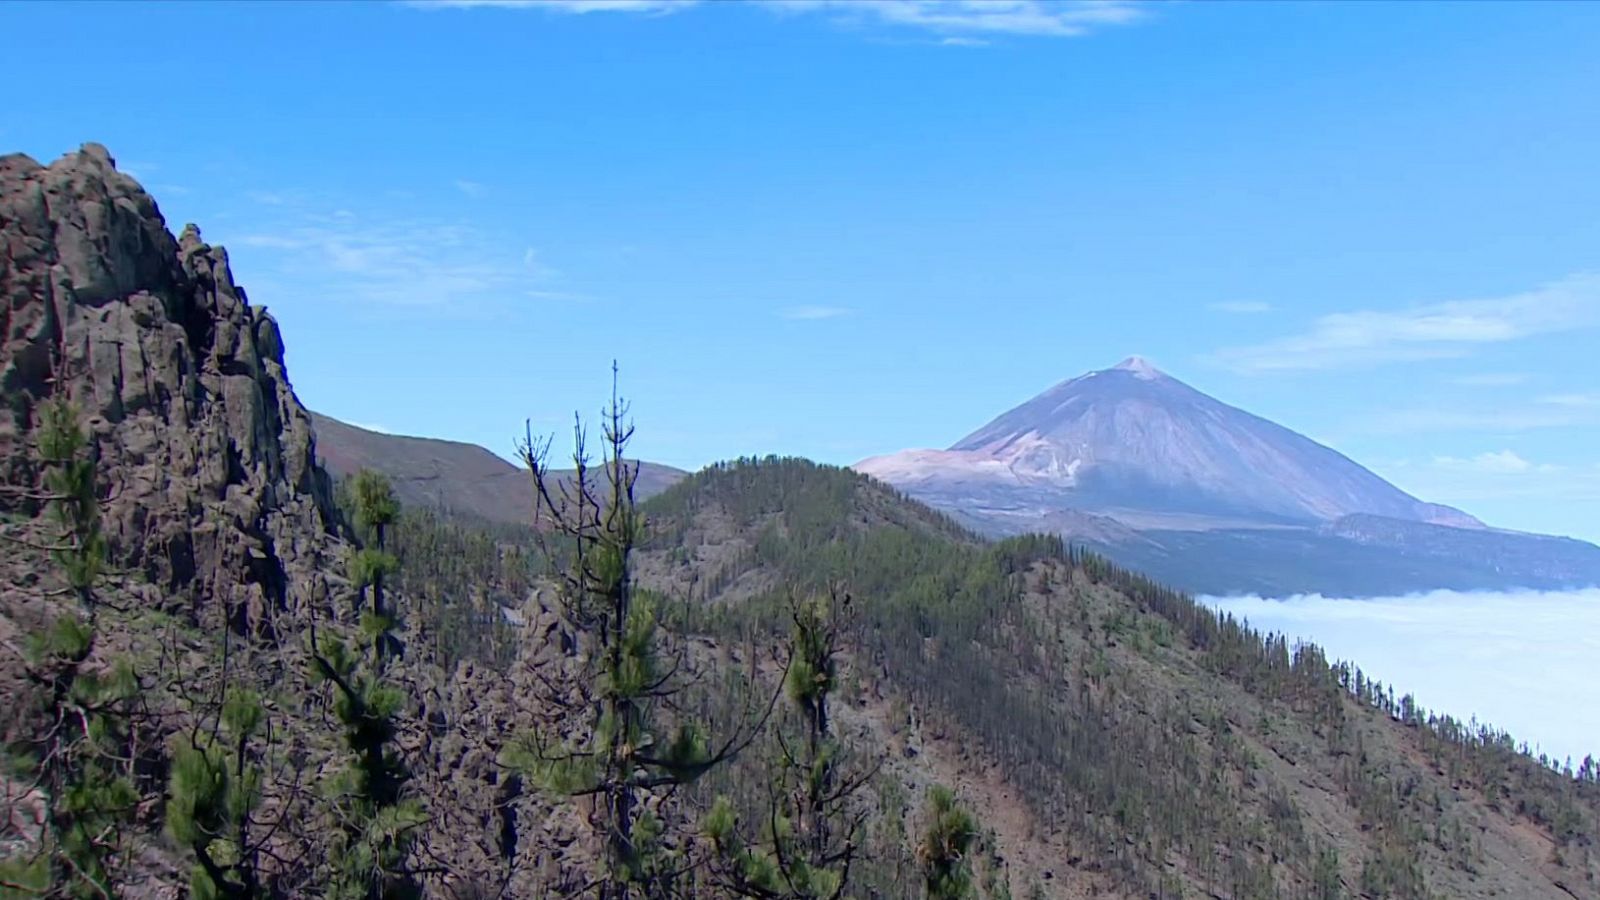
top-left (1211, 272), bottom-right (1600, 374)
top-left (1202, 589), bottom-right (1600, 765)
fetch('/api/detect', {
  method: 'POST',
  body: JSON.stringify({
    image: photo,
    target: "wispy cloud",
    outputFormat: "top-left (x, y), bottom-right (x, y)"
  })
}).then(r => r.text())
top-left (1428, 450), bottom-right (1545, 475)
top-left (769, 0), bottom-right (1145, 38)
top-left (779, 304), bottom-right (853, 320)
top-left (247, 190), bottom-right (292, 207)
top-left (236, 210), bottom-right (553, 309)
top-left (525, 289), bottom-right (593, 302)
top-left (1210, 272), bottom-right (1600, 374)
top-left (1361, 405), bottom-right (1598, 435)
top-left (1203, 589), bottom-right (1600, 764)
top-left (454, 179), bottom-right (487, 197)
top-left (1208, 300), bottom-right (1272, 315)
top-left (1538, 392), bottom-right (1600, 408)
top-left (349, 421), bottom-right (398, 435)
top-left (1382, 450), bottom-right (1600, 503)
top-left (410, 0), bottom-right (693, 11)
top-left (1447, 372), bottom-right (1529, 387)
top-left (411, 0), bottom-right (1146, 39)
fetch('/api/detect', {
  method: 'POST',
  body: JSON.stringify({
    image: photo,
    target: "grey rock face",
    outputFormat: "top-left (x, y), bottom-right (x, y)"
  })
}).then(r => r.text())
top-left (0, 143), bottom-right (342, 632)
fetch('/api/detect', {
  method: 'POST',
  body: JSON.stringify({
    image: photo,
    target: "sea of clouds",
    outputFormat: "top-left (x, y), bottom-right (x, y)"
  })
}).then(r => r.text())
top-left (1199, 587), bottom-right (1600, 766)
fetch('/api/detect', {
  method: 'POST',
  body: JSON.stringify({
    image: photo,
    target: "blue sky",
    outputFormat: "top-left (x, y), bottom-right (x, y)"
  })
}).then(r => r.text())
top-left (5, 0), bottom-right (1600, 542)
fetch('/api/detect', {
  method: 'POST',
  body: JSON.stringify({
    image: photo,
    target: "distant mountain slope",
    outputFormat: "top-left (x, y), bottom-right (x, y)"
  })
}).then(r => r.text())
top-left (311, 412), bottom-right (686, 524)
top-left (856, 358), bottom-right (1600, 596)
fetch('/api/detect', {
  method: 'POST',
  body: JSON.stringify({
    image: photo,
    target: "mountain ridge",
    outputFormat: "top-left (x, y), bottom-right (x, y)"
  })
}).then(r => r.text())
top-left (310, 411), bottom-right (687, 524)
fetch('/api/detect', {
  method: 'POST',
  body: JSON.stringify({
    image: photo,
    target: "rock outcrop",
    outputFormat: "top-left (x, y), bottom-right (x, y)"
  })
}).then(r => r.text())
top-left (0, 143), bottom-right (342, 632)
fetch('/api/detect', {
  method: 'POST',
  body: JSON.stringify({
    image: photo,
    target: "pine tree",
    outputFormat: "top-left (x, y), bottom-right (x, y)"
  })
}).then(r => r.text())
top-left (167, 687), bottom-right (269, 899)
top-left (7, 399), bottom-right (140, 896)
top-left (347, 470), bottom-right (401, 663)
top-left (706, 588), bottom-right (874, 899)
top-left (504, 368), bottom-right (765, 899)
top-left (918, 786), bottom-right (978, 900)
top-left (312, 472), bottom-right (424, 899)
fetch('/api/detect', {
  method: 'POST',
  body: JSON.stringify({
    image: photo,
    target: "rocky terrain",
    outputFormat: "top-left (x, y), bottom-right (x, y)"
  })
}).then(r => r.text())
top-left (4, 145), bottom-right (1600, 899)
top-left (856, 357), bottom-right (1600, 596)
top-left (0, 142), bottom-right (344, 634)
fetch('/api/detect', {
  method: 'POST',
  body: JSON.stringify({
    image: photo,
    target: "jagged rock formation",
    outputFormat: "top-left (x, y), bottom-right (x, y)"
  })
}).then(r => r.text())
top-left (0, 143), bottom-right (342, 632)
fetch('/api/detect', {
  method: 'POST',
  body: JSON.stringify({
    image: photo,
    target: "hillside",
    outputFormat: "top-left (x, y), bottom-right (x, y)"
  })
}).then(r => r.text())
top-left (857, 358), bottom-right (1600, 596)
top-left (635, 458), bottom-right (1600, 899)
top-left (5, 145), bottom-right (1599, 899)
top-left (311, 411), bottom-right (686, 523)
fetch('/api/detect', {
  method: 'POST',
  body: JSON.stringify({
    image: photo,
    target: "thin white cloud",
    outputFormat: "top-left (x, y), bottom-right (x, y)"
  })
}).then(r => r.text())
top-left (349, 421), bottom-right (398, 434)
top-left (455, 179), bottom-right (487, 197)
top-left (521, 247), bottom-right (558, 280)
top-left (1447, 372), bottom-right (1530, 387)
top-left (1429, 449), bottom-right (1541, 475)
top-left (120, 160), bottom-right (159, 179)
top-left (1211, 272), bottom-right (1600, 374)
top-left (1208, 300), bottom-right (1272, 314)
top-left (1362, 405), bottom-right (1598, 435)
top-left (1539, 392), bottom-right (1600, 408)
top-left (411, 0), bottom-right (1146, 39)
top-left (525, 289), bottom-right (592, 302)
top-left (410, 0), bottom-right (693, 12)
top-left (769, 0), bottom-right (1145, 38)
top-left (247, 190), bottom-right (291, 206)
top-left (779, 304), bottom-right (853, 320)
top-left (236, 212), bottom-right (556, 308)
top-left (1381, 451), bottom-right (1600, 504)
top-left (1203, 589), bottom-right (1600, 765)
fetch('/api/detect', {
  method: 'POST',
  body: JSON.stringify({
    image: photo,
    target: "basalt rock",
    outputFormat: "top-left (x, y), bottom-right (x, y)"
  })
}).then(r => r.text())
top-left (0, 143), bottom-right (343, 632)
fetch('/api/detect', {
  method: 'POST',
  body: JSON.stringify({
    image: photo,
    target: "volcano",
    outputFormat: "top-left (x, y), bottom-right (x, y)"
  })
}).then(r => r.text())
top-left (855, 358), bottom-right (1600, 596)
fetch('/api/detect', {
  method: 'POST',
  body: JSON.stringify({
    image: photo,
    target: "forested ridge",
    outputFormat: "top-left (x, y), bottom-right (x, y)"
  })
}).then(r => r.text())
top-left (636, 456), bottom-right (1600, 897)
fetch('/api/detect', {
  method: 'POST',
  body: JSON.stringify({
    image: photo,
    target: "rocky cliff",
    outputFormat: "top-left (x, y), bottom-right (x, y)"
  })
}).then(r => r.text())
top-left (0, 143), bottom-right (341, 632)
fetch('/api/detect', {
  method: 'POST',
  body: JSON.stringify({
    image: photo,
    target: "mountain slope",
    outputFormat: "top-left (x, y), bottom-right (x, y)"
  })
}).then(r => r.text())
top-left (856, 358), bottom-right (1600, 596)
top-left (636, 458), bottom-right (1600, 899)
top-left (311, 411), bottom-right (686, 524)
